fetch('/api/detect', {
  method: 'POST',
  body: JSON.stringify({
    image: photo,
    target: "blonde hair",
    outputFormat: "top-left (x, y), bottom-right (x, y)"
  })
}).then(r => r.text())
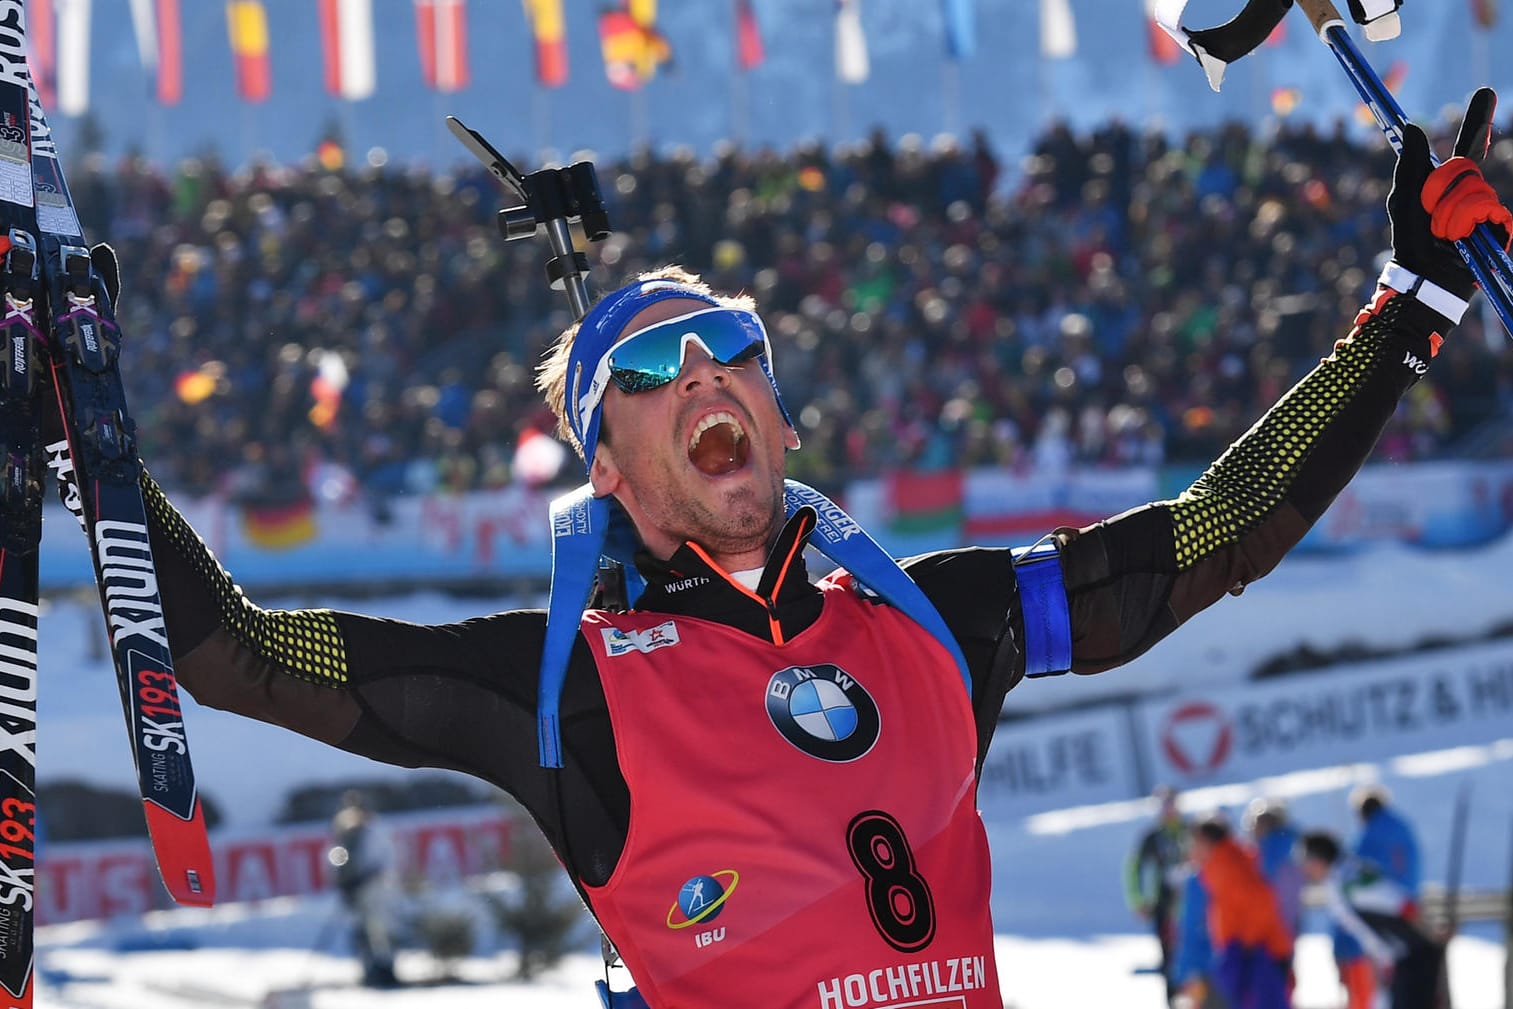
top-left (535, 265), bottom-right (756, 459)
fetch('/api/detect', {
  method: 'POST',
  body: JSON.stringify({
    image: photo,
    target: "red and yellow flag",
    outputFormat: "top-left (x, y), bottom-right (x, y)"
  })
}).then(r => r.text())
top-left (226, 0), bottom-right (271, 102)
top-left (523, 0), bottom-right (567, 87)
top-left (1471, 0), bottom-right (1497, 28)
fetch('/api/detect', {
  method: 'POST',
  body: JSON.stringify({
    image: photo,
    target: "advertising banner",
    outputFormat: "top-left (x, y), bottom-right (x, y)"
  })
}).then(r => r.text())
top-left (37, 805), bottom-right (514, 923)
top-left (1135, 639), bottom-right (1513, 788)
top-left (977, 705), bottom-right (1139, 816)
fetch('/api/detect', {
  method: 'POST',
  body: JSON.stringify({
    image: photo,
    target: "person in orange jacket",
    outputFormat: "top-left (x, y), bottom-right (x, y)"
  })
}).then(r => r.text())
top-left (1189, 815), bottom-right (1292, 1009)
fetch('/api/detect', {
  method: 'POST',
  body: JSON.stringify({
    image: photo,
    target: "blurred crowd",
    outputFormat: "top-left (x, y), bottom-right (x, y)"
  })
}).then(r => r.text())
top-left (1126, 785), bottom-right (1436, 1009)
top-left (65, 114), bottom-right (1513, 503)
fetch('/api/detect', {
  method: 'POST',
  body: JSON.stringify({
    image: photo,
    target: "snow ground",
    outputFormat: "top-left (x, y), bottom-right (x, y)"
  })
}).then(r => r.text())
top-left (27, 739), bottom-right (1513, 1009)
top-left (30, 933), bottom-right (1506, 1009)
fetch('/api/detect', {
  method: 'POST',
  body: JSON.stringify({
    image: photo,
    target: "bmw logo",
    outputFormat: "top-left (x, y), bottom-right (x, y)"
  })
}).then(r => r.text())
top-left (766, 664), bottom-right (880, 762)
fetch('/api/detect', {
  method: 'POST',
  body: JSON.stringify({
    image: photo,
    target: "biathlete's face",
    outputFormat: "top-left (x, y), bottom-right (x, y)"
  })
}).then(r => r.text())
top-left (590, 298), bottom-right (799, 567)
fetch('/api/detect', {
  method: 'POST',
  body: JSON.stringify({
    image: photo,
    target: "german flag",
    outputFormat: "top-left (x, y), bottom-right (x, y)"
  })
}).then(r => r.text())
top-left (242, 500), bottom-right (317, 550)
top-left (598, 6), bottom-right (670, 90)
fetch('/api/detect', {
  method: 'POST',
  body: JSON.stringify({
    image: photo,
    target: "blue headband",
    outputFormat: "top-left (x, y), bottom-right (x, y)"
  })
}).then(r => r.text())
top-left (567, 280), bottom-right (719, 470)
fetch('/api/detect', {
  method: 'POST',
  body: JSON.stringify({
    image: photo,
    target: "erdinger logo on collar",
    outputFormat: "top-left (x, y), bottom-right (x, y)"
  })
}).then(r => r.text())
top-left (765, 664), bottom-right (880, 762)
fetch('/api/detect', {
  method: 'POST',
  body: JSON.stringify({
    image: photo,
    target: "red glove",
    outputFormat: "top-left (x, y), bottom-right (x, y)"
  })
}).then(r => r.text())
top-left (1421, 155), bottom-right (1513, 248)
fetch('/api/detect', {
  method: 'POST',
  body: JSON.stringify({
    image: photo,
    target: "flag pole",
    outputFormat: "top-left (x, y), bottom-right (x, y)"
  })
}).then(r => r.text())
top-left (832, 79), bottom-right (850, 144)
top-left (1472, 25), bottom-right (1490, 97)
top-left (942, 58), bottom-right (960, 138)
top-left (533, 86), bottom-right (552, 162)
top-left (630, 87), bottom-right (650, 152)
top-left (149, 102), bottom-right (166, 170)
top-left (339, 99), bottom-right (357, 168)
top-left (730, 68), bottom-right (748, 146)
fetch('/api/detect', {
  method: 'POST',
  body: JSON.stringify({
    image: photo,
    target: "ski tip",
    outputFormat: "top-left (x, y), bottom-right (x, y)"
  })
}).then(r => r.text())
top-left (142, 800), bottom-right (217, 907)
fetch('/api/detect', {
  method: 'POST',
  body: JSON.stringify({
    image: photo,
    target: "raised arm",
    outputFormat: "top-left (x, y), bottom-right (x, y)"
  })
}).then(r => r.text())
top-left (1059, 96), bottom-right (1512, 673)
top-left (138, 472), bottom-right (628, 869)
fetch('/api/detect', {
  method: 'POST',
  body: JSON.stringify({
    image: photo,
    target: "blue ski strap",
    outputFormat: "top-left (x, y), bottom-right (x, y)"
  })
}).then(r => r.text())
top-left (1011, 540), bottom-right (1073, 678)
top-left (782, 481), bottom-right (973, 694)
top-left (538, 484), bottom-right (641, 768)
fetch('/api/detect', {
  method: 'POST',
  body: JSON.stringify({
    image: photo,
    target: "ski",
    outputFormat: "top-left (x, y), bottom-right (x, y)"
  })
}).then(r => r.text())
top-left (0, 3), bottom-right (49, 1004)
top-left (20, 35), bottom-right (214, 907)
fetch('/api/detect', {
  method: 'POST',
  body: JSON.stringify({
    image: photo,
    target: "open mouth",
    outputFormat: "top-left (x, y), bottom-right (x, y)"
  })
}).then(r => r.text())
top-left (688, 410), bottom-right (750, 476)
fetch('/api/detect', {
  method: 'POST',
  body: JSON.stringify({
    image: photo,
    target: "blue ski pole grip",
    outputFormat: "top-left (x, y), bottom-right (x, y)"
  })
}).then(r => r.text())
top-left (540, 484), bottom-right (611, 768)
top-left (1012, 541), bottom-right (1072, 678)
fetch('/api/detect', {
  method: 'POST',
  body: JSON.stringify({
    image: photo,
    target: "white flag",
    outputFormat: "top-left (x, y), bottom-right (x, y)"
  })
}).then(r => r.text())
top-left (57, 0), bottom-right (91, 116)
top-left (128, 0), bottom-right (157, 72)
top-left (835, 0), bottom-right (869, 83)
top-left (1040, 0), bottom-right (1076, 58)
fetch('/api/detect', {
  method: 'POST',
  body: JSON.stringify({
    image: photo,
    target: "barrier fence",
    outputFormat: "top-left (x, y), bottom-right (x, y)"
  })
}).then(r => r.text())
top-left (35, 459), bottom-right (1513, 593)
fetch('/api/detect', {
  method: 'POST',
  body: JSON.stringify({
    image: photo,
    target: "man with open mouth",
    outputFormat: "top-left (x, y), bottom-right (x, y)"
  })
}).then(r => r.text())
top-left (138, 97), bottom-right (1507, 1008)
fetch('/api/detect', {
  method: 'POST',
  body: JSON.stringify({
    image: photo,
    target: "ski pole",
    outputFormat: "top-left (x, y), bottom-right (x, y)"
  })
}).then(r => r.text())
top-left (1293, 0), bottom-right (1513, 339)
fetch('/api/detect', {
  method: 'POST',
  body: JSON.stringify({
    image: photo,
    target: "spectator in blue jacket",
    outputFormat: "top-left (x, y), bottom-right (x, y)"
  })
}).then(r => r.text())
top-left (1171, 865), bottom-right (1228, 1009)
top-left (1350, 785), bottom-right (1421, 909)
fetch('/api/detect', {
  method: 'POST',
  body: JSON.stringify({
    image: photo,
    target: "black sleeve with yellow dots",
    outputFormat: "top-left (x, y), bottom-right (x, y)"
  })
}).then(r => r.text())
top-left (1055, 290), bottom-right (1450, 673)
top-left (140, 475), bottom-right (631, 875)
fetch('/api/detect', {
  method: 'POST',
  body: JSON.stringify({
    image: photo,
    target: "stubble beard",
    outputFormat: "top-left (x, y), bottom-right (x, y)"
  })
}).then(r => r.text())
top-left (671, 475), bottom-right (785, 557)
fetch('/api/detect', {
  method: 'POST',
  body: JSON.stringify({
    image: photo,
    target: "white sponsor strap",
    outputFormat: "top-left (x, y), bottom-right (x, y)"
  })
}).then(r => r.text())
top-left (1355, 0), bottom-right (1401, 41)
top-left (1378, 261), bottom-right (1471, 324)
top-left (1150, 0), bottom-right (1231, 92)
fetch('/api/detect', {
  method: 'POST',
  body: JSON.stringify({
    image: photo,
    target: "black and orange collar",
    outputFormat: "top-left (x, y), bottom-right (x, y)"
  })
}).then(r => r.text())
top-left (632, 508), bottom-right (824, 644)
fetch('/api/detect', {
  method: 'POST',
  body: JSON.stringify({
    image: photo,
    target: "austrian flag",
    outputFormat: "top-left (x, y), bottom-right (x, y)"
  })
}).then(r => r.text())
top-left (416, 0), bottom-right (470, 93)
top-left (318, 0), bottom-right (376, 100)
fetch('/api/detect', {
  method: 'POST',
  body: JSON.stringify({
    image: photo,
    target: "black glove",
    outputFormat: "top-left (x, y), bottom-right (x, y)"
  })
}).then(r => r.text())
top-left (1387, 88), bottom-right (1509, 303)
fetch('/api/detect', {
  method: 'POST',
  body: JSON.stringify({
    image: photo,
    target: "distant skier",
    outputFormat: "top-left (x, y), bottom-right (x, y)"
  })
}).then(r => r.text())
top-left (327, 791), bottom-right (400, 988)
top-left (1126, 785), bottom-right (1187, 1003)
top-left (1301, 830), bottom-right (1441, 1009)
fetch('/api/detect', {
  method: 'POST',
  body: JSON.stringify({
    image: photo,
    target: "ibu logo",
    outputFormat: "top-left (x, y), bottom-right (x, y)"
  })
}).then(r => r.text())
top-left (666, 869), bottom-right (739, 950)
top-left (765, 663), bottom-right (880, 762)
